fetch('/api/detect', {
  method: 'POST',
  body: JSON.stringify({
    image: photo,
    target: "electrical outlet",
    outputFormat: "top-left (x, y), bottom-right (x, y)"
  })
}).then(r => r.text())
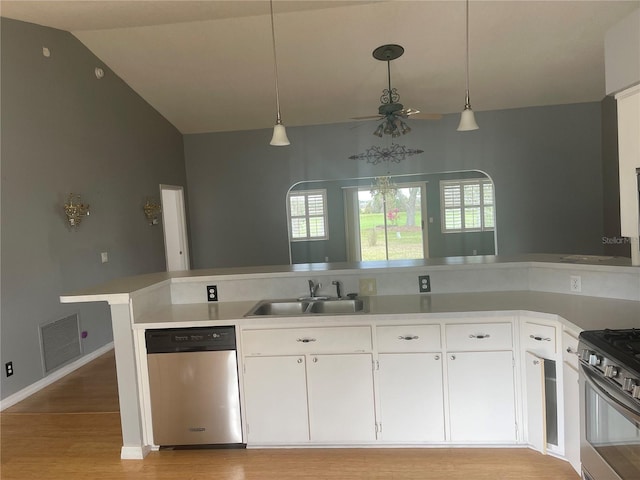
top-left (5, 361), bottom-right (13, 377)
top-left (359, 278), bottom-right (377, 295)
top-left (570, 275), bottom-right (582, 293)
top-left (418, 275), bottom-right (431, 293)
top-left (206, 285), bottom-right (218, 301)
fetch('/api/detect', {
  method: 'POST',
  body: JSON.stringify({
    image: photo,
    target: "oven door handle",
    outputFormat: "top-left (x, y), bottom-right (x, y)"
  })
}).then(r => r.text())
top-left (581, 364), bottom-right (640, 423)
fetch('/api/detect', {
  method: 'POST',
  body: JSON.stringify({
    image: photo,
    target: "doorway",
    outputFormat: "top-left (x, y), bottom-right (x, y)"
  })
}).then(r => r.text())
top-left (160, 184), bottom-right (190, 271)
top-left (345, 182), bottom-right (428, 261)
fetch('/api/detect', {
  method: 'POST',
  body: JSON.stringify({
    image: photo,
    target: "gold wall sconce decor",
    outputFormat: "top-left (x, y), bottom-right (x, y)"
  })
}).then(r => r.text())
top-left (64, 193), bottom-right (90, 227)
top-left (143, 198), bottom-right (162, 225)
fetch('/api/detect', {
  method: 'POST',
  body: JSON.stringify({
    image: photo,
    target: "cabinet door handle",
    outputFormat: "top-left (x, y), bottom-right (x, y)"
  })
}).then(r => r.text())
top-left (469, 334), bottom-right (490, 339)
top-left (533, 359), bottom-right (540, 365)
top-left (450, 355), bottom-right (456, 360)
top-left (297, 338), bottom-right (316, 343)
top-left (398, 335), bottom-right (419, 341)
top-left (434, 355), bottom-right (440, 360)
top-left (312, 357), bottom-right (318, 363)
top-left (297, 358), bottom-right (303, 364)
top-left (530, 335), bottom-right (551, 342)
top-left (566, 346), bottom-right (579, 355)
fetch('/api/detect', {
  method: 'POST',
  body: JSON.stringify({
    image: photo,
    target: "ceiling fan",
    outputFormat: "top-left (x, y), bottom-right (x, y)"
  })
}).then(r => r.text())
top-left (352, 44), bottom-right (442, 138)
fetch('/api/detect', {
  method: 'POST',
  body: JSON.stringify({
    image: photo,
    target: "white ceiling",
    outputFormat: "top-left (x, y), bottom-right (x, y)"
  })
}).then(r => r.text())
top-left (2, 1), bottom-right (639, 134)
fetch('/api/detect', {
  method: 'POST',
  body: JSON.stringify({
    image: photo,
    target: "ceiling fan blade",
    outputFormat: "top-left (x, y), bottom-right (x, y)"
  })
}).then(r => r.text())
top-left (408, 112), bottom-right (443, 120)
top-left (350, 114), bottom-right (384, 120)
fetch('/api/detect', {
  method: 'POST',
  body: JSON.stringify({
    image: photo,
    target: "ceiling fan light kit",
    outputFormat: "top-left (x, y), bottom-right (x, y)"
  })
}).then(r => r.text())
top-left (457, 0), bottom-right (479, 132)
top-left (352, 43), bottom-right (442, 141)
top-left (268, 0), bottom-right (290, 146)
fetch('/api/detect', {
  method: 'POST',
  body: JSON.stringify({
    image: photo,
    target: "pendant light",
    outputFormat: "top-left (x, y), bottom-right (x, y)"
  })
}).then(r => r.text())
top-left (269, 0), bottom-right (290, 146)
top-left (457, 0), bottom-right (479, 131)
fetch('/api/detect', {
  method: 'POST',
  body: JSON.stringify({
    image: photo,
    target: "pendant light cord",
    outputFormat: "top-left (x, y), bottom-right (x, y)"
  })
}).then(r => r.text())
top-left (270, 0), bottom-right (282, 123)
top-left (464, 0), bottom-right (471, 108)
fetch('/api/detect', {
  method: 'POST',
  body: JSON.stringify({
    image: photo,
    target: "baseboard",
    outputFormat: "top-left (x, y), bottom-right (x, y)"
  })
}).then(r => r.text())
top-left (120, 444), bottom-right (151, 460)
top-left (0, 342), bottom-right (114, 411)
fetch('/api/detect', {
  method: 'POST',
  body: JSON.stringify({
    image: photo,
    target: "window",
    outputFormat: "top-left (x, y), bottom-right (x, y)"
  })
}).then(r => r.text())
top-left (287, 189), bottom-right (328, 241)
top-left (441, 179), bottom-right (494, 232)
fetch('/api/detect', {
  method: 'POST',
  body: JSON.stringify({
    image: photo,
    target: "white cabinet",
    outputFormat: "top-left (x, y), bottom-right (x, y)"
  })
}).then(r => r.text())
top-left (562, 330), bottom-right (581, 475)
top-left (563, 360), bottom-right (581, 474)
top-left (242, 327), bottom-right (376, 444)
top-left (447, 351), bottom-right (517, 442)
top-left (376, 324), bottom-right (444, 442)
top-left (378, 353), bottom-right (445, 441)
top-left (521, 319), bottom-right (561, 453)
top-left (444, 321), bottom-right (517, 443)
top-left (243, 355), bottom-right (309, 443)
top-left (525, 351), bottom-right (548, 453)
top-left (307, 353), bottom-right (376, 442)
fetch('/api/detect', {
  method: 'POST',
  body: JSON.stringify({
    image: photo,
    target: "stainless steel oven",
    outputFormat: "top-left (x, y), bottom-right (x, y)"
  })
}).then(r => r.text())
top-left (579, 329), bottom-right (640, 480)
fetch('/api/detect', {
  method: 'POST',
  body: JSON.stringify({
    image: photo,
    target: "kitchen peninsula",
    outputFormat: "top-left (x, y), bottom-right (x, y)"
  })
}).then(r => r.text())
top-left (60, 254), bottom-right (640, 471)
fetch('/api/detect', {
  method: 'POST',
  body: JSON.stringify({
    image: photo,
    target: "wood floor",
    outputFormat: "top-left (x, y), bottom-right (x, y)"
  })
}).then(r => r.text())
top-left (1, 350), bottom-right (580, 480)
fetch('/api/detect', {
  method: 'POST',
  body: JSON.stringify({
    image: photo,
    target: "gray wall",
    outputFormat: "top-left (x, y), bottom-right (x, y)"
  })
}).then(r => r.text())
top-left (1, 18), bottom-right (187, 399)
top-left (185, 102), bottom-right (607, 268)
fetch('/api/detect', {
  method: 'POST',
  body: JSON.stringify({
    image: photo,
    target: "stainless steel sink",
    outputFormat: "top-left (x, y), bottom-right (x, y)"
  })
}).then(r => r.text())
top-left (248, 300), bottom-right (311, 316)
top-left (307, 299), bottom-right (365, 314)
top-left (245, 298), bottom-right (366, 317)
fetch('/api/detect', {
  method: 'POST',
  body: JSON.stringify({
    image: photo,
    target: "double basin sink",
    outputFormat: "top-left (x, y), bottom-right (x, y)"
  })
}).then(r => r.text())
top-left (245, 297), bottom-right (366, 317)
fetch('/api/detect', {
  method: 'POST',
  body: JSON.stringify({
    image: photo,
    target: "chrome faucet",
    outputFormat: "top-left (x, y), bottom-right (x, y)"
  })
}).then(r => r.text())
top-left (331, 280), bottom-right (342, 299)
top-left (308, 280), bottom-right (321, 298)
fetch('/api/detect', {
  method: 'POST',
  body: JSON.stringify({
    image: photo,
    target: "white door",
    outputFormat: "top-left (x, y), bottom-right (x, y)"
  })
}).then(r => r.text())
top-left (447, 351), bottom-right (517, 442)
top-left (306, 353), bottom-right (376, 442)
top-left (378, 352), bottom-right (445, 441)
top-left (242, 355), bottom-right (309, 444)
top-left (160, 184), bottom-right (190, 271)
top-left (525, 351), bottom-right (547, 453)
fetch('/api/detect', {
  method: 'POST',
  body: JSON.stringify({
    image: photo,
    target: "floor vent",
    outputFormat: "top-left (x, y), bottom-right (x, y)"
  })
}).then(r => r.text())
top-left (40, 314), bottom-right (82, 373)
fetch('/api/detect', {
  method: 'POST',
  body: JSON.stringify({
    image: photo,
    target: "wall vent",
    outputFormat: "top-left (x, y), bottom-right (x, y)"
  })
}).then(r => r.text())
top-left (40, 314), bottom-right (82, 373)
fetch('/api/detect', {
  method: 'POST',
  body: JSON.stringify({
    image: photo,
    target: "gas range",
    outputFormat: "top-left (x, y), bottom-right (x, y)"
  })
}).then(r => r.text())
top-left (578, 329), bottom-right (640, 405)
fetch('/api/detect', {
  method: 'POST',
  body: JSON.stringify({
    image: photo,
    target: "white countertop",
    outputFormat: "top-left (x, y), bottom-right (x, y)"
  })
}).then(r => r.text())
top-left (60, 254), bottom-right (638, 304)
top-left (134, 291), bottom-right (640, 332)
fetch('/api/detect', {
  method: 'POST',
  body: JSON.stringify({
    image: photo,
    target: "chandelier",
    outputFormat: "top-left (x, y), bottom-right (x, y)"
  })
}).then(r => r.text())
top-left (349, 144), bottom-right (424, 165)
top-left (370, 175), bottom-right (397, 198)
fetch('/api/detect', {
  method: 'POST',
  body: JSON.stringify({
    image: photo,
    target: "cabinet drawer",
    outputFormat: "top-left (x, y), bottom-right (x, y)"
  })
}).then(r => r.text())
top-left (445, 323), bottom-right (513, 351)
top-left (376, 325), bottom-right (441, 352)
top-left (522, 322), bottom-right (557, 357)
top-left (242, 326), bottom-right (372, 355)
top-left (562, 330), bottom-right (580, 369)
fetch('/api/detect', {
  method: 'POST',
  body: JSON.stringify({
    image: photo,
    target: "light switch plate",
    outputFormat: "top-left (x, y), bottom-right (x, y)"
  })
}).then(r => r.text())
top-left (359, 278), bottom-right (377, 295)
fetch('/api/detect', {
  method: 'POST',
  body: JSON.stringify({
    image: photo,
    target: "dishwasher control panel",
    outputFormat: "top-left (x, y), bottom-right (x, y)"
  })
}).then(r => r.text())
top-left (145, 326), bottom-right (236, 353)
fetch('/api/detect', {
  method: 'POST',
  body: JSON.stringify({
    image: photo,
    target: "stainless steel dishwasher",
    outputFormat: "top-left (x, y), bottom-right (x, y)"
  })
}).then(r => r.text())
top-left (145, 326), bottom-right (244, 447)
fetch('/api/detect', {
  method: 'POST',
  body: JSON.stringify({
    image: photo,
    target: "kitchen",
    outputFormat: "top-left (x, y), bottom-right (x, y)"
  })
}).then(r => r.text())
top-left (1, 1), bottom-right (639, 479)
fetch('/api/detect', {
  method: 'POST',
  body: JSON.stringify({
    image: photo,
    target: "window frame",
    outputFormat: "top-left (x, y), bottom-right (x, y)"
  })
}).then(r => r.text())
top-left (287, 189), bottom-right (329, 242)
top-left (440, 179), bottom-right (495, 233)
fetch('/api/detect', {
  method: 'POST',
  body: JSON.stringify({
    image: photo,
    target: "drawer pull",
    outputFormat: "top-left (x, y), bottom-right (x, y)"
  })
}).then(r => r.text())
top-left (297, 358), bottom-right (303, 364)
top-left (469, 334), bottom-right (491, 339)
top-left (398, 335), bottom-right (419, 341)
top-left (530, 335), bottom-right (551, 342)
top-left (297, 338), bottom-right (317, 343)
top-left (566, 346), bottom-right (579, 355)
